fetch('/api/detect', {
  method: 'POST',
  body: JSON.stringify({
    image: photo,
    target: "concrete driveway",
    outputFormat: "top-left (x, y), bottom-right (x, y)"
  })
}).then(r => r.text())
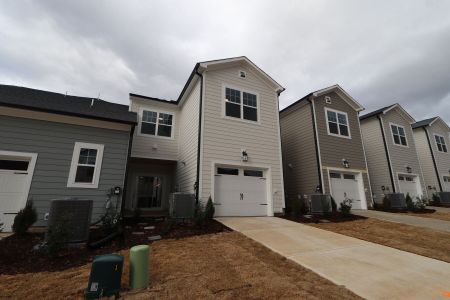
top-left (217, 217), bottom-right (450, 300)
top-left (353, 210), bottom-right (450, 233)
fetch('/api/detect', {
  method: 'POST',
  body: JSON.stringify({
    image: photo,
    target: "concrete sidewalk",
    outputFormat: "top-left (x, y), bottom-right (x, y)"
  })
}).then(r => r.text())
top-left (217, 217), bottom-right (450, 300)
top-left (353, 210), bottom-right (450, 233)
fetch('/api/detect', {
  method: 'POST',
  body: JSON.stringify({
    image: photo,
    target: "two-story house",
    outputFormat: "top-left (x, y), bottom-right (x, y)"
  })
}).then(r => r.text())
top-left (125, 57), bottom-right (286, 216)
top-left (413, 117), bottom-right (450, 194)
top-left (280, 85), bottom-right (372, 210)
top-left (360, 104), bottom-right (427, 202)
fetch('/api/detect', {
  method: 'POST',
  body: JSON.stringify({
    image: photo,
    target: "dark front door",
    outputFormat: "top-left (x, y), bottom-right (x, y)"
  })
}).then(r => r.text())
top-left (136, 175), bottom-right (162, 209)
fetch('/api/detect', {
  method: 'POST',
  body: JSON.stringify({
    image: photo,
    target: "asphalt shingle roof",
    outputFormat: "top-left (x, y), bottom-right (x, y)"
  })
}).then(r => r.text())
top-left (359, 104), bottom-right (396, 121)
top-left (412, 117), bottom-right (438, 129)
top-left (0, 84), bottom-right (137, 124)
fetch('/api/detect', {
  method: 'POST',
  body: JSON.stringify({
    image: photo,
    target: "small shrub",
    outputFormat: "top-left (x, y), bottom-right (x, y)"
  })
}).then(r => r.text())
top-left (160, 218), bottom-right (175, 235)
top-left (405, 193), bottom-right (415, 211)
top-left (291, 197), bottom-right (301, 217)
top-left (339, 198), bottom-right (352, 217)
top-left (194, 201), bottom-right (205, 227)
top-left (99, 210), bottom-right (121, 235)
top-left (414, 196), bottom-right (427, 211)
top-left (47, 214), bottom-right (71, 257)
top-left (432, 193), bottom-right (440, 206)
top-left (204, 196), bottom-right (215, 221)
top-left (382, 195), bottom-right (391, 210)
top-left (331, 196), bottom-right (337, 212)
top-left (12, 201), bottom-right (37, 235)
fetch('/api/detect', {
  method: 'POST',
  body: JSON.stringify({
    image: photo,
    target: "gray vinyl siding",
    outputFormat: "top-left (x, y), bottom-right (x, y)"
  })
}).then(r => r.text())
top-left (360, 117), bottom-right (393, 202)
top-left (427, 122), bottom-right (450, 191)
top-left (130, 96), bottom-right (179, 161)
top-left (280, 101), bottom-right (320, 202)
top-left (313, 92), bottom-right (372, 204)
top-left (381, 110), bottom-right (427, 197)
top-left (176, 80), bottom-right (200, 193)
top-left (414, 128), bottom-right (440, 192)
top-left (200, 64), bottom-right (284, 212)
top-left (0, 114), bottom-right (130, 226)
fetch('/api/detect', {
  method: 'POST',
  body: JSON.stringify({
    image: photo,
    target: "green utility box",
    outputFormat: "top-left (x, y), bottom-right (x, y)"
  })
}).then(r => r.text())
top-left (85, 254), bottom-right (124, 299)
top-left (129, 245), bottom-right (150, 289)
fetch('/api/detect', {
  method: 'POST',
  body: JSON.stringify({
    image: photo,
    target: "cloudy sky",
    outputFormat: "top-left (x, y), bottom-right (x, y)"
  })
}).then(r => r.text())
top-left (1, 0), bottom-right (450, 121)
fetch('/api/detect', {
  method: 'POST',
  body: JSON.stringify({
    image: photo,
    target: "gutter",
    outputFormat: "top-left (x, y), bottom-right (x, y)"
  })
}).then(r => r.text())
top-left (308, 97), bottom-right (324, 193)
top-left (120, 124), bottom-right (136, 216)
top-left (423, 127), bottom-right (443, 192)
top-left (378, 115), bottom-right (396, 192)
top-left (195, 69), bottom-right (204, 203)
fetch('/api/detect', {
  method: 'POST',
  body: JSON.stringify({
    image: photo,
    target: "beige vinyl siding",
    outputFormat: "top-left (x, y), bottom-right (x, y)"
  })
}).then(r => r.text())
top-left (280, 101), bottom-right (319, 201)
top-left (176, 80), bottom-right (200, 193)
top-left (130, 96), bottom-right (179, 160)
top-left (414, 128), bottom-right (440, 192)
top-left (200, 64), bottom-right (284, 212)
top-left (360, 117), bottom-right (393, 202)
top-left (381, 110), bottom-right (427, 197)
top-left (313, 92), bottom-right (372, 203)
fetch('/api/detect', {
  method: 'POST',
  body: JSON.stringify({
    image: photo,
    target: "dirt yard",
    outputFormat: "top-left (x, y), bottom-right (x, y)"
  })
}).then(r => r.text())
top-left (397, 209), bottom-right (450, 221)
top-left (300, 216), bottom-right (450, 263)
top-left (0, 231), bottom-right (361, 299)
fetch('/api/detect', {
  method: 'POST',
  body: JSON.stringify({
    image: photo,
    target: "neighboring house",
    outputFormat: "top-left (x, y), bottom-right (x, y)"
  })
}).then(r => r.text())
top-left (0, 85), bottom-right (137, 231)
top-left (360, 104), bottom-right (427, 202)
top-left (280, 85), bottom-right (372, 210)
top-left (125, 56), bottom-right (286, 216)
top-left (412, 117), bottom-right (450, 193)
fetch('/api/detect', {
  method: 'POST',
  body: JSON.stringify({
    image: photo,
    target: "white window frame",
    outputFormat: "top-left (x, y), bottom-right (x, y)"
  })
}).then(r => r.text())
top-left (137, 107), bottom-right (175, 139)
top-left (324, 108), bottom-right (351, 139)
top-left (434, 134), bottom-right (448, 153)
top-left (67, 142), bottom-right (104, 189)
top-left (389, 123), bottom-right (409, 147)
top-left (222, 84), bottom-right (260, 124)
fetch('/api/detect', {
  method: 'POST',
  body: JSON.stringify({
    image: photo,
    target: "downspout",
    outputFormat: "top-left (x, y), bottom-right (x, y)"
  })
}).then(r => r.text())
top-left (120, 124), bottom-right (136, 217)
top-left (424, 127), bottom-right (443, 192)
top-left (309, 97), bottom-right (323, 193)
top-left (378, 115), bottom-right (396, 192)
top-left (195, 70), bottom-right (204, 204)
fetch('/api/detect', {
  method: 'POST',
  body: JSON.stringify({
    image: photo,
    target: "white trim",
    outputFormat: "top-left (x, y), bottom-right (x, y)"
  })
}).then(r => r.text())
top-left (396, 172), bottom-right (423, 198)
top-left (389, 122), bottom-right (409, 148)
top-left (210, 160), bottom-right (273, 216)
top-left (67, 142), bottom-right (104, 189)
top-left (380, 115), bottom-right (397, 192)
top-left (137, 107), bottom-right (176, 140)
top-left (357, 115), bottom-right (374, 206)
top-left (326, 166), bottom-right (368, 210)
top-left (0, 150), bottom-right (38, 214)
top-left (275, 91), bottom-right (286, 210)
top-left (383, 104), bottom-right (416, 124)
top-left (311, 98), bottom-right (325, 193)
top-left (433, 133), bottom-right (448, 153)
top-left (324, 107), bottom-right (352, 139)
top-left (442, 174), bottom-right (450, 192)
top-left (312, 84), bottom-right (364, 112)
top-left (221, 83), bottom-right (261, 125)
top-left (430, 116), bottom-right (450, 131)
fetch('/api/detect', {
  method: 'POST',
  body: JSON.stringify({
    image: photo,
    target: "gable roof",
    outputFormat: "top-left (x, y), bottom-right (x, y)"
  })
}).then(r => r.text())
top-left (359, 103), bottom-right (416, 124)
top-left (413, 116), bottom-right (450, 131)
top-left (0, 84), bottom-right (137, 124)
top-left (280, 84), bottom-right (364, 113)
top-left (129, 93), bottom-right (177, 105)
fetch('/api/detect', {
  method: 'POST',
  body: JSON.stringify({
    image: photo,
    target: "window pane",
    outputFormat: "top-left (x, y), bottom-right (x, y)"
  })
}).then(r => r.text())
top-left (78, 148), bottom-right (97, 165)
top-left (75, 166), bottom-right (95, 183)
top-left (327, 111), bottom-right (337, 122)
top-left (393, 135), bottom-right (401, 145)
top-left (339, 124), bottom-right (349, 136)
top-left (142, 110), bottom-right (157, 123)
top-left (328, 122), bottom-right (339, 134)
top-left (226, 102), bottom-right (241, 118)
top-left (217, 167), bottom-right (239, 175)
top-left (337, 113), bottom-right (347, 125)
top-left (157, 124), bottom-right (172, 137)
top-left (243, 92), bottom-right (257, 107)
top-left (0, 160), bottom-right (29, 171)
top-left (435, 135), bottom-right (440, 144)
top-left (158, 113), bottom-right (173, 125)
top-left (243, 106), bottom-right (257, 121)
top-left (330, 172), bottom-right (341, 179)
top-left (400, 136), bottom-right (407, 146)
top-left (398, 126), bottom-right (405, 136)
top-left (225, 88), bottom-right (241, 104)
top-left (343, 174), bottom-right (355, 180)
top-left (437, 143), bottom-right (443, 152)
top-left (141, 122), bottom-right (156, 135)
top-left (391, 125), bottom-right (399, 135)
top-left (244, 170), bottom-right (263, 177)
top-left (443, 145), bottom-right (448, 153)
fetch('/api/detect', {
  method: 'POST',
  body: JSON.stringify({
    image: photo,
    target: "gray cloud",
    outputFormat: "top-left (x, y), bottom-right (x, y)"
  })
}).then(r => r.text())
top-left (1, 0), bottom-right (450, 122)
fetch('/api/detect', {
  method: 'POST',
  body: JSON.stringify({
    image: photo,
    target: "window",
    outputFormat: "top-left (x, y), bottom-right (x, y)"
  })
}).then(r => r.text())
top-left (434, 134), bottom-right (448, 153)
top-left (343, 174), bottom-right (355, 180)
top-left (225, 87), bottom-right (258, 122)
top-left (390, 124), bottom-right (408, 146)
top-left (244, 170), bottom-right (264, 177)
top-left (67, 142), bottom-right (104, 188)
top-left (326, 109), bottom-right (350, 138)
top-left (444, 176), bottom-right (450, 183)
top-left (330, 172), bottom-right (341, 179)
top-left (239, 70), bottom-right (247, 78)
top-left (217, 167), bottom-right (239, 175)
top-left (140, 110), bottom-right (173, 138)
top-left (0, 160), bottom-right (29, 171)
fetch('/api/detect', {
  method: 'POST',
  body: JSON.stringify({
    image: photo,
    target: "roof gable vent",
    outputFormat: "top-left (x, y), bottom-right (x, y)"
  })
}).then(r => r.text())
top-left (325, 96), bottom-right (332, 104)
top-left (239, 70), bottom-right (247, 79)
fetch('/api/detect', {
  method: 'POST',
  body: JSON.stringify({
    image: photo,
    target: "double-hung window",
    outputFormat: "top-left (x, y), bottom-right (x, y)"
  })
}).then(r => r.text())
top-left (326, 108), bottom-right (350, 138)
top-left (434, 134), bottom-right (448, 152)
top-left (390, 124), bottom-right (408, 146)
top-left (67, 142), bottom-right (104, 188)
top-left (140, 110), bottom-right (173, 138)
top-left (225, 87), bottom-right (258, 122)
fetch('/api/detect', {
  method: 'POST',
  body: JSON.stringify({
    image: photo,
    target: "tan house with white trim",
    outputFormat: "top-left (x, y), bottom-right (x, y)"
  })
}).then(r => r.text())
top-left (280, 85), bottom-right (372, 210)
top-left (360, 104), bottom-right (427, 202)
top-left (125, 56), bottom-right (286, 216)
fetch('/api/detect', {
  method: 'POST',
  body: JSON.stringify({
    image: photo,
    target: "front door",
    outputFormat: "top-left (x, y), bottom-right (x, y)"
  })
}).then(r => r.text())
top-left (135, 175), bottom-right (162, 209)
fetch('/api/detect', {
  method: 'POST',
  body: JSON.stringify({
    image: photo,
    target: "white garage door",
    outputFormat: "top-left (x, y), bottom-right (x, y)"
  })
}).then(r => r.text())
top-left (398, 175), bottom-right (419, 199)
top-left (330, 172), bottom-right (363, 209)
top-left (214, 167), bottom-right (267, 216)
top-left (0, 152), bottom-right (36, 232)
top-left (443, 176), bottom-right (450, 192)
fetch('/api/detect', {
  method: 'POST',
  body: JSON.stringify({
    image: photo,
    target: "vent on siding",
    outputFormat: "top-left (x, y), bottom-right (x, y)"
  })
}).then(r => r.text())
top-left (325, 96), bottom-right (332, 104)
top-left (239, 70), bottom-right (247, 79)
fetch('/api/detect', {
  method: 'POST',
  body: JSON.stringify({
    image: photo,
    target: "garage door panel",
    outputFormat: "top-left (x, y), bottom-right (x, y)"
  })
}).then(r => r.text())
top-left (330, 172), bottom-right (363, 209)
top-left (398, 175), bottom-right (419, 198)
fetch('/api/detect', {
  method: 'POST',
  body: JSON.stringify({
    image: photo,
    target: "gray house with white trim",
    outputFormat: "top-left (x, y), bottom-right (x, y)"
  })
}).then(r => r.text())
top-left (125, 56), bottom-right (286, 216)
top-left (0, 85), bottom-right (136, 231)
